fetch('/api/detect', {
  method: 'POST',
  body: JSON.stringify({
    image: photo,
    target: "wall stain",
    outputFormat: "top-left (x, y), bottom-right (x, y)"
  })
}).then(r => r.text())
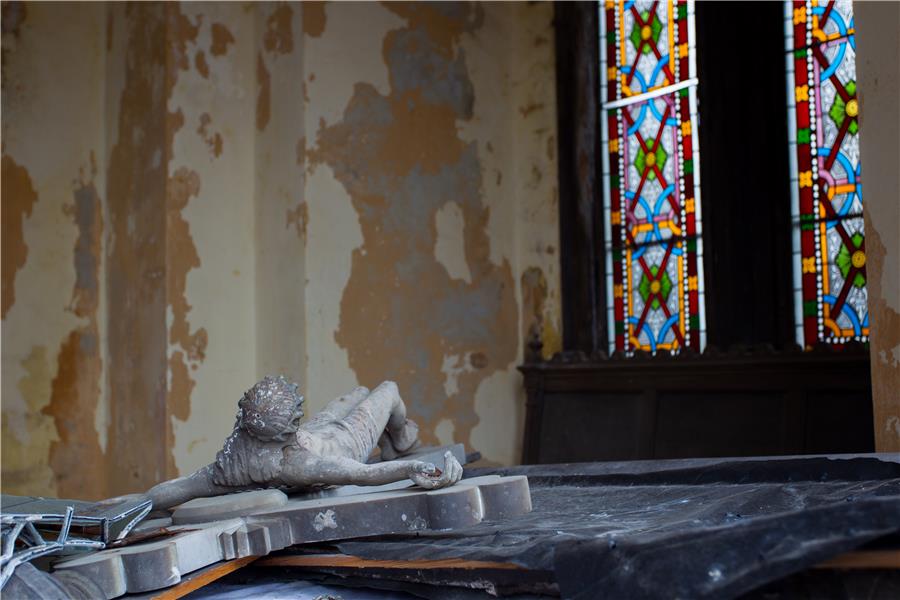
top-left (164, 5), bottom-right (214, 480)
top-left (106, 3), bottom-right (170, 494)
top-left (521, 266), bottom-right (561, 360)
top-left (197, 112), bottom-right (223, 158)
top-left (2, 346), bottom-right (58, 496)
top-left (210, 22), bottom-right (234, 56)
top-left (302, 1), bottom-right (327, 38)
top-left (165, 166), bottom-right (207, 476)
top-left (2, 1), bottom-right (27, 38)
top-left (296, 135), bottom-right (306, 166)
top-left (286, 202), bottom-right (308, 240)
top-left (264, 4), bottom-right (294, 54)
top-left (44, 330), bottom-right (105, 499)
top-left (518, 102), bottom-right (543, 118)
top-left (1, 0), bottom-right (27, 89)
top-left (864, 214), bottom-right (900, 450)
top-left (104, 3), bottom-right (207, 493)
top-left (1, 154), bottom-right (38, 319)
top-left (256, 52), bottom-right (271, 131)
top-left (42, 173), bottom-right (107, 499)
top-left (194, 50), bottom-right (209, 78)
top-left (66, 166), bottom-right (101, 318)
top-left (309, 2), bottom-right (517, 450)
top-left (166, 6), bottom-right (199, 73)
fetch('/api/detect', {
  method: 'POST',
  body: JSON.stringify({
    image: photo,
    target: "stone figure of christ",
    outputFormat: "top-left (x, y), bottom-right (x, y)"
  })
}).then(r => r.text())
top-left (148, 376), bottom-right (463, 510)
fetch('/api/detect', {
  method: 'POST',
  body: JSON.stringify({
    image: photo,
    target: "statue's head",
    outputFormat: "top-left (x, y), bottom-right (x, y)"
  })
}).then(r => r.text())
top-left (237, 375), bottom-right (304, 442)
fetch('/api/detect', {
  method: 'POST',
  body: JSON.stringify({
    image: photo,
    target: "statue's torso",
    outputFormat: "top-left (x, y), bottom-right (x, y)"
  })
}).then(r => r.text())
top-left (212, 430), bottom-right (285, 487)
top-left (212, 418), bottom-right (358, 488)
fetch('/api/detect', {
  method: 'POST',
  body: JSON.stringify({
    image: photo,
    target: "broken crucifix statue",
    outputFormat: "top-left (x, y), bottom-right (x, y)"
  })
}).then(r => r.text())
top-left (148, 376), bottom-right (463, 510)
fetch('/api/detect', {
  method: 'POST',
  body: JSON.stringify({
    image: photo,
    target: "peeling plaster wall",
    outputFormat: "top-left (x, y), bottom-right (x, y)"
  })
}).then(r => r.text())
top-left (856, 1), bottom-right (900, 452)
top-left (165, 3), bottom-right (259, 477)
top-left (2, 1), bottom-right (559, 498)
top-left (2, 2), bottom-right (108, 497)
top-left (304, 2), bottom-right (560, 466)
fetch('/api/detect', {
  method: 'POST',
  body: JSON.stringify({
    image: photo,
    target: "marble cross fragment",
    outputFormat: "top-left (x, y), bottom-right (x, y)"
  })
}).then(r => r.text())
top-left (54, 475), bottom-right (533, 598)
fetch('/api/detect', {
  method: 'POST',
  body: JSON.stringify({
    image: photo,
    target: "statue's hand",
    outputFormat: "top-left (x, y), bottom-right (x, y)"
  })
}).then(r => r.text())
top-left (407, 451), bottom-right (463, 490)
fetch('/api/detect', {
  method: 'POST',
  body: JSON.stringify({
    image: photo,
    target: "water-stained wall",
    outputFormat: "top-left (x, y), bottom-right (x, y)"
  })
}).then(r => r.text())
top-left (1, 1), bottom-right (560, 499)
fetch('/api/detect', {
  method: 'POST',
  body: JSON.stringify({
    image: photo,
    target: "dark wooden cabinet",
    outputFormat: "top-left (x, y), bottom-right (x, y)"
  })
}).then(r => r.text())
top-left (520, 351), bottom-right (873, 464)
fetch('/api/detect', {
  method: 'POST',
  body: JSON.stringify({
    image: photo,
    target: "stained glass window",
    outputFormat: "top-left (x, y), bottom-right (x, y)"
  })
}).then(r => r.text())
top-left (785, 0), bottom-right (868, 348)
top-left (600, 0), bottom-right (705, 355)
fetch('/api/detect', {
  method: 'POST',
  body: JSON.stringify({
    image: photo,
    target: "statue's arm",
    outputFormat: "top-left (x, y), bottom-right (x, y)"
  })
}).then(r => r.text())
top-left (148, 465), bottom-right (244, 510)
top-left (283, 451), bottom-right (463, 489)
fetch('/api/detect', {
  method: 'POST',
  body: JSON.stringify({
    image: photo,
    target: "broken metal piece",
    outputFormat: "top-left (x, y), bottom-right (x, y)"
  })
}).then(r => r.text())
top-left (0, 494), bottom-right (152, 544)
top-left (0, 494), bottom-right (151, 590)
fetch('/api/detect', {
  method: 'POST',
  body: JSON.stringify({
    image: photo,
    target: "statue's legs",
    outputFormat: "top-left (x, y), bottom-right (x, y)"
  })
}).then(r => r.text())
top-left (305, 386), bottom-right (370, 428)
top-left (334, 381), bottom-right (419, 463)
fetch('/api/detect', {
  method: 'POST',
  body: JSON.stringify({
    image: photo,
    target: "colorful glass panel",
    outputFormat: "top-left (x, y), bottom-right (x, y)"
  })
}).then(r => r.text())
top-left (785, 0), bottom-right (868, 347)
top-left (601, 0), bottom-right (704, 355)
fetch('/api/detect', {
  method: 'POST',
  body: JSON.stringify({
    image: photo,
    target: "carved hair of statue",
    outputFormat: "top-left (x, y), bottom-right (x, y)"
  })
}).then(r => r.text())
top-left (236, 375), bottom-right (304, 442)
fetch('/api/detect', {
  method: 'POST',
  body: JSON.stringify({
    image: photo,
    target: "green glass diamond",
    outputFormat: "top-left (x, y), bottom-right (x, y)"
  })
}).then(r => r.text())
top-left (635, 145), bottom-right (667, 180)
top-left (637, 265), bottom-right (672, 310)
top-left (829, 95), bottom-right (846, 128)
top-left (630, 11), bottom-right (663, 54)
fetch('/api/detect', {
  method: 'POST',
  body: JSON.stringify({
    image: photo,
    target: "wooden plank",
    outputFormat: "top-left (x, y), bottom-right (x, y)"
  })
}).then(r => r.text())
top-left (258, 550), bottom-right (900, 574)
top-left (148, 556), bottom-right (258, 600)
top-left (256, 553), bottom-right (523, 571)
top-left (814, 550), bottom-right (900, 570)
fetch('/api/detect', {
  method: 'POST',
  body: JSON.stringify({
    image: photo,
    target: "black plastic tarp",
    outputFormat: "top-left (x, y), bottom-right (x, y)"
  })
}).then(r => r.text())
top-left (328, 455), bottom-right (900, 599)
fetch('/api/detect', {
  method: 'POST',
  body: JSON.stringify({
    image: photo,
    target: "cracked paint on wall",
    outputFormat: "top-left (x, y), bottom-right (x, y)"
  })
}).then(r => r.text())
top-left (197, 113), bottom-right (224, 158)
top-left (309, 3), bottom-right (519, 449)
top-left (302, 2), bottom-right (327, 38)
top-left (165, 166), bottom-right (206, 476)
top-left (263, 4), bottom-right (294, 54)
top-left (43, 172), bottom-right (106, 499)
top-left (2, 2), bottom-right (110, 498)
top-left (3, 2), bottom-right (562, 497)
top-left (210, 22), bottom-right (234, 56)
top-left (105, 3), bottom-right (172, 493)
top-left (1, 155), bottom-right (38, 319)
top-left (2, 346), bottom-right (58, 495)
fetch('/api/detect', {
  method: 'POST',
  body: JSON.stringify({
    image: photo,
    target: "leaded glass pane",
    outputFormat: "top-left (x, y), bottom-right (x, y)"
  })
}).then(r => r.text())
top-left (785, 0), bottom-right (868, 347)
top-left (601, 0), bottom-right (704, 355)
